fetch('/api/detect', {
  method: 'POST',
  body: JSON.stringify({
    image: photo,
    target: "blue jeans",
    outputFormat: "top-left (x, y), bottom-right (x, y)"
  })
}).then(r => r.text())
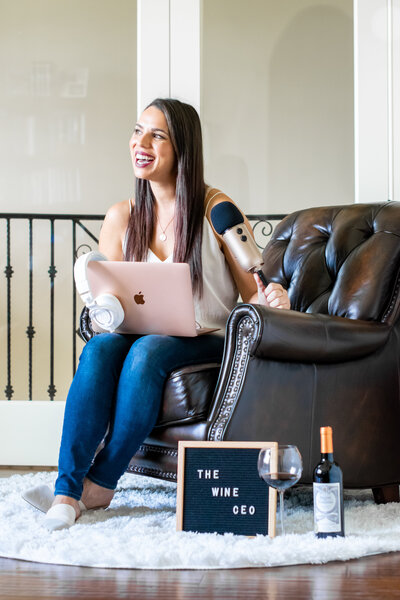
top-left (55, 332), bottom-right (225, 500)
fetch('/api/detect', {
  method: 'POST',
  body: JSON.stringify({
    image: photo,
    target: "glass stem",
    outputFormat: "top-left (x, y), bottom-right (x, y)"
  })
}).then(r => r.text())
top-left (279, 491), bottom-right (285, 536)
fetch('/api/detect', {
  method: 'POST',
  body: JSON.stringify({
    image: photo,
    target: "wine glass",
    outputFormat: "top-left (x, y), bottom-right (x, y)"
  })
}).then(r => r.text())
top-left (258, 445), bottom-right (303, 535)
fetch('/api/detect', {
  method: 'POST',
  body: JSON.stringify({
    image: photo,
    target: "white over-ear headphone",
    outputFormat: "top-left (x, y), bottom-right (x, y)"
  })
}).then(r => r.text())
top-left (74, 251), bottom-right (125, 333)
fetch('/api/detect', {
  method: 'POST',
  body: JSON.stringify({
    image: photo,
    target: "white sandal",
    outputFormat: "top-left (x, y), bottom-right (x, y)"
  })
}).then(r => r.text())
top-left (43, 499), bottom-right (87, 531)
top-left (22, 484), bottom-right (87, 530)
top-left (22, 484), bottom-right (55, 513)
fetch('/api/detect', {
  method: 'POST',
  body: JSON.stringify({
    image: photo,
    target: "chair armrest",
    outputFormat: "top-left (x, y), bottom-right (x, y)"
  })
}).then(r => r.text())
top-left (237, 304), bottom-right (391, 364)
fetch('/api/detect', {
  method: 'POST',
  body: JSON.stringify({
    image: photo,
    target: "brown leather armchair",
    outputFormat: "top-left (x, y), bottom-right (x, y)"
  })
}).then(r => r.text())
top-left (126, 202), bottom-right (400, 504)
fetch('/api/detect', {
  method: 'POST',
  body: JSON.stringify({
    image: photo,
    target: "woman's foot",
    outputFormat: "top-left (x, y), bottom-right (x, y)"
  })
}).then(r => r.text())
top-left (80, 478), bottom-right (114, 510)
top-left (43, 480), bottom-right (114, 531)
top-left (51, 495), bottom-right (82, 518)
top-left (44, 495), bottom-right (85, 531)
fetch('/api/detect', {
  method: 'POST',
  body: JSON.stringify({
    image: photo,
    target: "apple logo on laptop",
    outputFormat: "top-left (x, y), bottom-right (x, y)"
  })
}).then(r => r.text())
top-left (134, 291), bottom-right (145, 305)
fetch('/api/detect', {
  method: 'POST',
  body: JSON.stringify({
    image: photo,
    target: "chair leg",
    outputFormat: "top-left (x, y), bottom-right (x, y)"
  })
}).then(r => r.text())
top-left (372, 484), bottom-right (400, 504)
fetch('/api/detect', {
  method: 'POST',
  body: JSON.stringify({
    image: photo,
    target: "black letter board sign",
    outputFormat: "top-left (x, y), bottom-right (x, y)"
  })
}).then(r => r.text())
top-left (176, 441), bottom-right (277, 537)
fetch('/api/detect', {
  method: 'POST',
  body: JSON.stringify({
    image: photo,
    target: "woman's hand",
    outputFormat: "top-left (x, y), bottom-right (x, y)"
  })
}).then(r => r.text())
top-left (253, 273), bottom-right (290, 310)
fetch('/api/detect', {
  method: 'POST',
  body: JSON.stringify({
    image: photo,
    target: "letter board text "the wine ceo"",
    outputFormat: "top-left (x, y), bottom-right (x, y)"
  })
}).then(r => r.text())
top-left (176, 441), bottom-right (277, 537)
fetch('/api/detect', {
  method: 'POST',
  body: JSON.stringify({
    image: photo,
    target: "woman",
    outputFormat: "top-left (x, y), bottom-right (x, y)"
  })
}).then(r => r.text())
top-left (24, 98), bottom-right (290, 530)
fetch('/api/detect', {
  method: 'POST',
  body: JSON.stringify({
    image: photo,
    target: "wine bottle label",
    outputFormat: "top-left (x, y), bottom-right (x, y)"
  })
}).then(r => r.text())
top-left (313, 482), bottom-right (342, 533)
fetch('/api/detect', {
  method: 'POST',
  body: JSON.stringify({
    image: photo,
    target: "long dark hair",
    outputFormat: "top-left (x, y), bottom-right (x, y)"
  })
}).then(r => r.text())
top-left (124, 98), bottom-right (206, 296)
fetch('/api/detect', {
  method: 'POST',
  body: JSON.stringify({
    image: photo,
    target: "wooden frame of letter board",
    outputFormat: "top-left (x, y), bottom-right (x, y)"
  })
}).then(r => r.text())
top-left (176, 441), bottom-right (278, 538)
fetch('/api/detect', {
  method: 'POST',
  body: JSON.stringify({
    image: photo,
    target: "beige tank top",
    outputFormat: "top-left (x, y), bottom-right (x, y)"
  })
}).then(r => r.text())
top-left (124, 189), bottom-right (239, 334)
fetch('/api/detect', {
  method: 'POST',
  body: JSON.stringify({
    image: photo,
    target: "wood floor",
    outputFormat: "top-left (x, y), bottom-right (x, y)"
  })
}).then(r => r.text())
top-left (1, 552), bottom-right (400, 599)
top-left (1, 468), bottom-right (400, 599)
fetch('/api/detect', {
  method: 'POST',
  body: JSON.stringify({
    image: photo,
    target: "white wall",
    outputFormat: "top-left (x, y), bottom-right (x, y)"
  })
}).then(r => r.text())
top-left (0, 0), bottom-right (354, 218)
top-left (201, 0), bottom-right (354, 214)
top-left (0, 0), bottom-right (137, 215)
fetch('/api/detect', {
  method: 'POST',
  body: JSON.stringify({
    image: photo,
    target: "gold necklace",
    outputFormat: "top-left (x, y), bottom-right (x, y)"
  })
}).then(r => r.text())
top-left (156, 212), bottom-right (175, 242)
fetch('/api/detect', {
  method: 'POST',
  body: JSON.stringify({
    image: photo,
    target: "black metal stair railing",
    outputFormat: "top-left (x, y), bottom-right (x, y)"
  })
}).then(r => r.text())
top-left (0, 212), bottom-right (285, 402)
top-left (4, 217), bottom-right (13, 401)
top-left (1, 213), bottom-right (104, 401)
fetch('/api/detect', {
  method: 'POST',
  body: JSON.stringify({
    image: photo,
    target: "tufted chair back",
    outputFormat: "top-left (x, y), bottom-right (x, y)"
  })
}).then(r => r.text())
top-left (262, 203), bottom-right (400, 323)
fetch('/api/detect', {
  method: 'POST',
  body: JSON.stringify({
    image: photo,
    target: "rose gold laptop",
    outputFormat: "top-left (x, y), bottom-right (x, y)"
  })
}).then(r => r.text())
top-left (86, 261), bottom-right (218, 336)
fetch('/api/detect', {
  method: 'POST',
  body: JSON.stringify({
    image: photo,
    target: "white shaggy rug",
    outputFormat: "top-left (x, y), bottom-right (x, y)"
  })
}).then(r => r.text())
top-left (1, 471), bottom-right (400, 570)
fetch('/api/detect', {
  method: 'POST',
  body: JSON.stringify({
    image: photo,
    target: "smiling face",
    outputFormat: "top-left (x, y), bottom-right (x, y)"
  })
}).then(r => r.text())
top-left (130, 106), bottom-right (177, 185)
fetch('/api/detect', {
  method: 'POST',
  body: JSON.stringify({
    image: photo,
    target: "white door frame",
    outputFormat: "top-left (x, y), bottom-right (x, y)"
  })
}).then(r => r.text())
top-left (354, 0), bottom-right (400, 203)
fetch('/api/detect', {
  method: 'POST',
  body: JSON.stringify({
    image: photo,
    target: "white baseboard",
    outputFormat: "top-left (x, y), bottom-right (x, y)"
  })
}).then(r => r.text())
top-left (0, 401), bottom-right (66, 466)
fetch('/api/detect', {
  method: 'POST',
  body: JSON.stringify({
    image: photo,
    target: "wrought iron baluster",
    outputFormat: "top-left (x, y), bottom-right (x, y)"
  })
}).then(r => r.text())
top-left (26, 218), bottom-right (36, 400)
top-left (47, 219), bottom-right (57, 400)
top-left (76, 220), bottom-right (99, 244)
top-left (4, 218), bottom-right (14, 400)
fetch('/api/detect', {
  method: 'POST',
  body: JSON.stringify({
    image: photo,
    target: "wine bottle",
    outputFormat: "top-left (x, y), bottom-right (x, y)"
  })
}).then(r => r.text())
top-left (313, 426), bottom-right (345, 538)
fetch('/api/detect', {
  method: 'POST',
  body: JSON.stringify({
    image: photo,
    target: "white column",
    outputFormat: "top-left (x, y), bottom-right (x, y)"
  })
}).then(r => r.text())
top-left (137, 0), bottom-right (171, 116)
top-left (137, 0), bottom-right (201, 116)
top-left (354, 0), bottom-right (400, 203)
top-left (170, 0), bottom-right (201, 114)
